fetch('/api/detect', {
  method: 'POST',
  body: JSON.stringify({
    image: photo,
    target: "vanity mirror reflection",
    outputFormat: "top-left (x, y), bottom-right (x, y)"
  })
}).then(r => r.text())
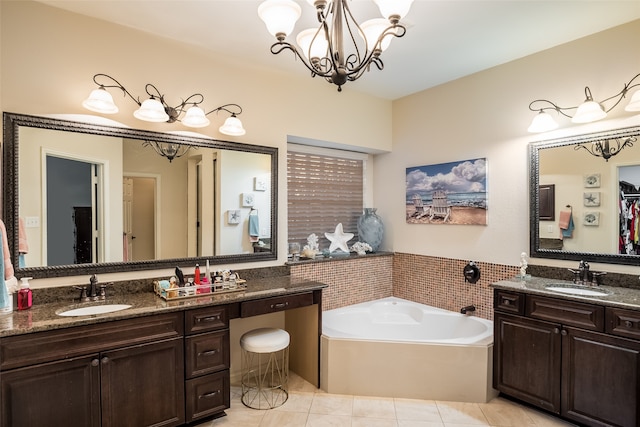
top-left (530, 125), bottom-right (640, 265)
top-left (3, 112), bottom-right (278, 278)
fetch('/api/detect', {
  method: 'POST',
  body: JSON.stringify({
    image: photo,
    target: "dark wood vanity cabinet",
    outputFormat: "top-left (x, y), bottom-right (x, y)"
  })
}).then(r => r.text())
top-left (0, 313), bottom-right (185, 427)
top-left (184, 305), bottom-right (230, 422)
top-left (494, 290), bottom-right (640, 427)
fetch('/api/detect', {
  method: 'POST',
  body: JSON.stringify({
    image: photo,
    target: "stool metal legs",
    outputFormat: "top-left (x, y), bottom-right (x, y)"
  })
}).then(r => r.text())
top-left (241, 346), bottom-right (289, 409)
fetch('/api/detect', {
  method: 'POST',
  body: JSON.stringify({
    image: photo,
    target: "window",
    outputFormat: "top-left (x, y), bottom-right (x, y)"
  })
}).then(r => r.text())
top-left (287, 146), bottom-right (365, 249)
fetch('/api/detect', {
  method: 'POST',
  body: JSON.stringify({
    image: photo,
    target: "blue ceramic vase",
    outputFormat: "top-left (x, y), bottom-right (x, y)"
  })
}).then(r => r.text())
top-left (357, 208), bottom-right (384, 252)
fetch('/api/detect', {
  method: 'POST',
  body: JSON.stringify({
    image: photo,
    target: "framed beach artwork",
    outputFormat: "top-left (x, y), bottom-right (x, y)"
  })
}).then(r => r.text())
top-left (406, 158), bottom-right (487, 225)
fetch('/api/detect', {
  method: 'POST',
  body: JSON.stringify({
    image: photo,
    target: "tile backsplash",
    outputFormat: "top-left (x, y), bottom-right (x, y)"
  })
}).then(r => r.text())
top-left (291, 252), bottom-right (519, 320)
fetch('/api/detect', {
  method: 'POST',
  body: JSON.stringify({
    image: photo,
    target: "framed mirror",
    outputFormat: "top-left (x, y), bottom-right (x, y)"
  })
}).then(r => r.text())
top-left (3, 112), bottom-right (278, 278)
top-left (530, 124), bottom-right (640, 265)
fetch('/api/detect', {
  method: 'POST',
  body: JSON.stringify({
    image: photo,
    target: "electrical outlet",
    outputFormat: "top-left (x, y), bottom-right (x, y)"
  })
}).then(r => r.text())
top-left (547, 225), bottom-right (553, 233)
top-left (25, 216), bottom-right (40, 228)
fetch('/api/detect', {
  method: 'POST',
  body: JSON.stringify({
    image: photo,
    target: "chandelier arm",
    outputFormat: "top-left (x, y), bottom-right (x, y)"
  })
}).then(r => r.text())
top-left (528, 99), bottom-right (575, 118)
top-left (341, 0), bottom-right (364, 66)
top-left (93, 73), bottom-right (142, 106)
top-left (270, 41), bottom-right (334, 78)
top-left (204, 103), bottom-right (243, 117)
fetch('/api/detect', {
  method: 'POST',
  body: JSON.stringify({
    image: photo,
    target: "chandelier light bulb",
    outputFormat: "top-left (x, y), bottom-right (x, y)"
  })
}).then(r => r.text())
top-left (296, 28), bottom-right (328, 60)
top-left (219, 115), bottom-right (246, 136)
top-left (182, 106), bottom-right (211, 128)
top-left (133, 98), bottom-right (170, 123)
top-left (258, 0), bottom-right (302, 39)
top-left (625, 89), bottom-right (640, 112)
top-left (82, 88), bottom-right (119, 114)
top-left (361, 18), bottom-right (395, 53)
top-left (528, 111), bottom-right (559, 133)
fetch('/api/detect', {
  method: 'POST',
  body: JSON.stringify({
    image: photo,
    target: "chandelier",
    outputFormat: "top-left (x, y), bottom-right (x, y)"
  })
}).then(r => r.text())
top-left (574, 137), bottom-right (636, 162)
top-left (528, 73), bottom-right (640, 133)
top-left (258, 0), bottom-right (414, 92)
top-left (82, 74), bottom-right (245, 136)
top-left (142, 141), bottom-right (193, 163)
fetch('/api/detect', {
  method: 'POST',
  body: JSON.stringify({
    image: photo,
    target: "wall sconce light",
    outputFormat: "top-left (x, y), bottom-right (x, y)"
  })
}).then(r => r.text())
top-left (574, 137), bottom-right (636, 162)
top-left (528, 73), bottom-right (640, 133)
top-left (82, 74), bottom-right (245, 136)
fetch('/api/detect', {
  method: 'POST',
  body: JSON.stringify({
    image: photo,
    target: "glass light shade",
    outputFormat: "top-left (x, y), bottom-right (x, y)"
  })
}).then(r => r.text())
top-left (182, 106), bottom-right (211, 128)
top-left (219, 115), bottom-right (246, 136)
top-left (133, 98), bottom-right (170, 123)
top-left (571, 100), bottom-right (606, 123)
top-left (361, 19), bottom-right (395, 52)
top-left (624, 89), bottom-right (640, 112)
top-left (258, 0), bottom-right (301, 38)
top-left (296, 28), bottom-right (328, 60)
top-left (374, 0), bottom-right (414, 20)
top-left (528, 111), bottom-right (559, 133)
top-left (82, 88), bottom-right (118, 114)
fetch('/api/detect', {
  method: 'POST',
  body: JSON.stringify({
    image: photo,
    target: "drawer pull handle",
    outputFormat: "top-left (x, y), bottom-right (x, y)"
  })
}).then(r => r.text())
top-left (101, 356), bottom-right (109, 364)
top-left (200, 390), bottom-right (221, 399)
top-left (625, 320), bottom-right (634, 328)
top-left (503, 299), bottom-right (511, 306)
top-left (271, 302), bottom-right (289, 310)
top-left (553, 328), bottom-right (560, 334)
top-left (199, 349), bottom-right (218, 356)
top-left (198, 315), bottom-right (221, 323)
top-left (561, 329), bottom-right (567, 336)
top-left (91, 359), bottom-right (100, 367)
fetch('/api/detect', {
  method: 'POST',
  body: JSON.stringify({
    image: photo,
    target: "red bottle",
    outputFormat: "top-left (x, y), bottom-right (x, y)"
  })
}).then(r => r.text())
top-left (17, 277), bottom-right (33, 310)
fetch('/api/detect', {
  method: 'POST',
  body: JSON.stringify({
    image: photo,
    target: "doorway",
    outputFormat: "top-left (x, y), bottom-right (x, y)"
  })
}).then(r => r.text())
top-left (123, 176), bottom-right (158, 261)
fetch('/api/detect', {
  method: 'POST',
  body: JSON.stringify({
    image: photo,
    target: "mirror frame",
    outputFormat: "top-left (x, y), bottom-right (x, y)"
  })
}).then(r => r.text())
top-left (3, 112), bottom-right (278, 278)
top-left (529, 124), bottom-right (640, 266)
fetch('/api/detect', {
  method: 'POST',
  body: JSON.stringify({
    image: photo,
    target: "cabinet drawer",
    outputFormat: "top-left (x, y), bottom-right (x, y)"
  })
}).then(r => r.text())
top-left (606, 307), bottom-right (640, 340)
top-left (185, 306), bottom-right (228, 335)
top-left (185, 330), bottom-right (230, 378)
top-left (241, 292), bottom-right (314, 318)
top-left (0, 312), bottom-right (184, 371)
top-left (185, 370), bottom-right (230, 422)
top-left (526, 295), bottom-right (604, 331)
top-left (494, 290), bottom-right (525, 315)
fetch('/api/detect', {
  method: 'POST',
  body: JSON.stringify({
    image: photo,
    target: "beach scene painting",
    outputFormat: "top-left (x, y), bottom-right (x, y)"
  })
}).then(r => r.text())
top-left (406, 158), bottom-right (487, 225)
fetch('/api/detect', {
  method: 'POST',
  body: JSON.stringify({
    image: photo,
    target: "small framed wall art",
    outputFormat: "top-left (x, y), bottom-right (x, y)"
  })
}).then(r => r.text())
top-left (227, 209), bottom-right (241, 224)
top-left (584, 173), bottom-right (601, 188)
top-left (583, 191), bottom-right (600, 207)
top-left (254, 176), bottom-right (267, 191)
top-left (242, 192), bottom-right (255, 207)
top-left (584, 211), bottom-right (600, 226)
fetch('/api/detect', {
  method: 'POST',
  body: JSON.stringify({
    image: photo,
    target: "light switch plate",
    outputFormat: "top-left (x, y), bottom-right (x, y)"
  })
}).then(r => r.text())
top-left (25, 216), bottom-right (40, 228)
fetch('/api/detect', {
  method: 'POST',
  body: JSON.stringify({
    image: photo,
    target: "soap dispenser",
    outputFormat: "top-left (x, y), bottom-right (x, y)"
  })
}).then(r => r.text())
top-left (17, 277), bottom-right (33, 310)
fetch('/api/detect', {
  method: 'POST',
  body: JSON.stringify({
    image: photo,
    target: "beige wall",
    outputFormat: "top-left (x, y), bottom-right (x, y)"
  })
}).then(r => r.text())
top-left (382, 19), bottom-right (640, 275)
top-left (2, 1), bottom-right (640, 286)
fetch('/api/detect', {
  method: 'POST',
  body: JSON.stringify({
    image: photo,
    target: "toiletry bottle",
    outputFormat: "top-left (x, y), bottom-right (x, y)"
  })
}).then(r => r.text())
top-left (17, 277), bottom-right (33, 310)
top-left (194, 264), bottom-right (201, 285)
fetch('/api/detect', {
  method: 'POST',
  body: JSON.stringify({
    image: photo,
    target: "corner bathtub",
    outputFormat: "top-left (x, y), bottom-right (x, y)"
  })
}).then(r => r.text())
top-left (321, 297), bottom-right (497, 402)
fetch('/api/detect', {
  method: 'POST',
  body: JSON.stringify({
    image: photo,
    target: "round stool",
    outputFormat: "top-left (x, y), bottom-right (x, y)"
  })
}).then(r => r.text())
top-left (240, 328), bottom-right (290, 409)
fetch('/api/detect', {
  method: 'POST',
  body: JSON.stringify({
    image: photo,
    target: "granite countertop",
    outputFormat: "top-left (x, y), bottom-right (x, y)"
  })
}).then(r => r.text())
top-left (0, 275), bottom-right (327, 338)
top-left (492, 276), bottom-right (640, 311)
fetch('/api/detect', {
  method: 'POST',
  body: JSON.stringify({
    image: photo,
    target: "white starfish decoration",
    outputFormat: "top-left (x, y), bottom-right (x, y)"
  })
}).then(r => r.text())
top-left (325, 223), bottom-right (354, 253)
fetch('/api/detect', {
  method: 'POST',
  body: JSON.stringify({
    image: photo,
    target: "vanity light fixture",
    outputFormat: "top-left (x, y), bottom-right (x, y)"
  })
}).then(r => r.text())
top-left (528, 73), bottom-right (640, 133)
top-left (574, 136), bottom-right (636, 162)
top-left (258, 0), bottom-right (413, 92)
top-left (82, 74), bottom-right (245, 136)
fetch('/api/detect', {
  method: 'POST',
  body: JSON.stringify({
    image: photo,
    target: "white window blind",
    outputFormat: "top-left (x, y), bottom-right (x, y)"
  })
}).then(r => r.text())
top-left (287, 150), bottom-right (363, 248)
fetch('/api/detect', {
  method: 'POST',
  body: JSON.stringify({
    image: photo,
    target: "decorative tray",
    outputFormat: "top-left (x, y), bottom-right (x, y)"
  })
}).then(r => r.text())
top-left (153, 279), bottom-right (247, 301)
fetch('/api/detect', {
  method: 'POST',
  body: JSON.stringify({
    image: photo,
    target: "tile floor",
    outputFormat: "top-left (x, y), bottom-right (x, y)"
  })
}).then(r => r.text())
top-left (193, 373), bottom-right (578, 427)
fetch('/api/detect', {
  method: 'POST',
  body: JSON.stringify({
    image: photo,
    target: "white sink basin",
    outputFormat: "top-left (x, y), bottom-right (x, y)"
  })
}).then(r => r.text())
top-left (57, 304), bottom-right (132, 317)
top-left (544, 285), bottom-right (610, 297)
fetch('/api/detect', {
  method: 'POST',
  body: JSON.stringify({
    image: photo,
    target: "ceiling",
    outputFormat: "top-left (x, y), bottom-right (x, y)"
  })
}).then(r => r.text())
top-left (36, 0), bottom-right (640, 100)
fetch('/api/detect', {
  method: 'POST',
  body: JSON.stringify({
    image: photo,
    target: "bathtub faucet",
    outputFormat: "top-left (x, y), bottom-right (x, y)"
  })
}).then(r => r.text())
top-left (460, 305), bottom-right (476, 314)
